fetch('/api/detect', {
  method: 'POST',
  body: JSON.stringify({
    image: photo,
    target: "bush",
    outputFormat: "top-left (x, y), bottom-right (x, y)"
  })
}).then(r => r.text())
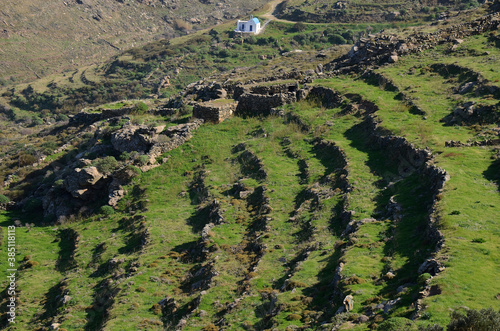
top-left (418, 273), bottom-right (432, 284)
top-left (0, 194), bottom-right (10, 204)
top-left (54, 179), bottom-right (65, 187)
top-left (447, 308), bottom-right (500, 331)
top-left (422, 6), bottom-right (431, 13)
top-left (57, 114), bottom-right (69, 122)
top-left (94, 156), bottom-right (119, 174)
top-left (341, 30), bottom-right (354, 43)
top-left (286, 314), bottom-right (302, 321)
top-left (377, 317), bottom-right (417, 330)
top-left (173, 19), bottom-right (192, 32)
top-left (344, 275), bottom-right (366, 285)
top-left (18, 152), bottom-right (37, 167)
top-left (100, 205), bottom-right (115, 216)
top-left (293, 22), bottom-right (307, 32)
top-left (135, 101), bottom-right (148, 113)
top-left (137, 155), bottom-right (150, 166)
top-left (418, 324), bottom-right (443, 331)
top-left (24, 260), bottom-right (39, 269)
top-left (329, 34), bottom-right (347, 45)
top-left (120, 152), bottom-right (131, 161)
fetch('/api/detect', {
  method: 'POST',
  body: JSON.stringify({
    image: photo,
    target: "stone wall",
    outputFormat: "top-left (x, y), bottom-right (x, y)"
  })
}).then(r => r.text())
top-left (325, 12), bottom-right (500, 73)
top-left (235, 92), bottom-right (296, 116)
top-left (69, 107), bottom-right (136, 126)
top-left (363, 114), bottom-right (448, 249)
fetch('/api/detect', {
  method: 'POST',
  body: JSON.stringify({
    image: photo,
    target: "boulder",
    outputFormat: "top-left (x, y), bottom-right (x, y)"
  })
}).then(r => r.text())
top-left (418, 258), bottom-right (443, 276)
top-left (388, 53), bottom-right (398, 63)
top-left (64, 167), bottom-right (104, 199)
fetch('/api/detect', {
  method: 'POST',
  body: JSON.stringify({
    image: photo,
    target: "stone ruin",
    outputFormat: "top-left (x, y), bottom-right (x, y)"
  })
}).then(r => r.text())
top-left (192, 100), bottom-right (237, 123)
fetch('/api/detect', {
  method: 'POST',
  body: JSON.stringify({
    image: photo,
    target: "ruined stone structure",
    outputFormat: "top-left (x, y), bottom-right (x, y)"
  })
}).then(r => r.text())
top-left (192, 100), bottom-right (237, 123)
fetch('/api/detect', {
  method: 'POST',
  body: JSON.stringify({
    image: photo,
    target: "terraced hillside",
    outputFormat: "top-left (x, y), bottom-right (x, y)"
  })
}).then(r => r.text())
top-left (0, 3), bottom-right (499, 331)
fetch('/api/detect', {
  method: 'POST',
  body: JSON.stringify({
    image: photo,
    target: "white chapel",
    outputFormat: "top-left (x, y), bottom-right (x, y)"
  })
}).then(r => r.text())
top-left (235, 16), bottom-right (261, 34)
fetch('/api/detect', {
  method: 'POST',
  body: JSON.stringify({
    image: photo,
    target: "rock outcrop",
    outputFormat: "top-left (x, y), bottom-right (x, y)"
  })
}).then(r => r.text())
top-left (325, 12), bottom-right (500, 73)
top-left (111, 125), bottom-right (165, 153)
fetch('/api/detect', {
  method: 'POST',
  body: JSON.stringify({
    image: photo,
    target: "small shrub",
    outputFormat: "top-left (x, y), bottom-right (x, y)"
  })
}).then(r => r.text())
top-left (377, 317), bottom-right (417, 330)
top-left (288, 280), bottom-right (307, 288)
top-left (136, 286), bottom-right (147, 292)
top-left (148, 263), bottom-right (158, 268)
top-left (134, 101), bottom-right (149, 114)
top-left (329, 34), bottom-right (347, 45)
top-left (202, 324), bottom-right (218, 331)
top-left (418, 273), bottom-right (432, 284)
top-left (418, 324), bottom-right (443, 331)
top-left (137, 155), bottom-right (150, 166)
top-left (18, 152), bottom-right (37, 167)
top-left (120, 152), bottom-right (131, 161)
top-left (173, 19), bottom-right (192, 32)
top-left (286, 314), bottom-right (302, 321)
top-left (471, 238), bottom-right (486, 243)
top-left (344, 275), bottom-right (366, 285)
top-left (54, 179), bottom-right (65, 187)
top-left (293, 22), bottom-right (307, 32)
top-left (94, 156), bottom-right (119, 174)
top-left (364, 296), bottom-right (383, 304)
top-left (100, 205), bottom-right (115, 216)
top-left (151, 303), bottom-right (162, 315)
top-left (24, 260), bottom-right (39, 268)
top-left (0, 194), bottom-right (10, 204)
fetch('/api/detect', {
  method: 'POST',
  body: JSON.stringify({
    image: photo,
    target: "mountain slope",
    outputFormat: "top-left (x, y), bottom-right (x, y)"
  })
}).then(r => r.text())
top-left (0, 0), bottom-right (268, 84)
top-left (0, 2), bottom-right (499, 330)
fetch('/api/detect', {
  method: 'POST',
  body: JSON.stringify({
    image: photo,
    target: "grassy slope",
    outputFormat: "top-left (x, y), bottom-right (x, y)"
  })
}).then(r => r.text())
top-left (0, 5), bottom-right (499, 331)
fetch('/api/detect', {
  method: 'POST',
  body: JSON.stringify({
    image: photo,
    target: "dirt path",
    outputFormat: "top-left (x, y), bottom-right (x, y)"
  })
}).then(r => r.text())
top-left (260, 0), bottom-right (326, 25)
top-left (261, 0), bottom-right (284, 21)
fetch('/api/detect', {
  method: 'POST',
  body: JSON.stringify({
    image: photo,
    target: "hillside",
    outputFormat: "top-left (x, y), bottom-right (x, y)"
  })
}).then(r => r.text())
top-left (273, 0), bottom-right (484, 23)
top-left (0, 0), bottom-right (269, 84)
top-left (0, 1), bottom-right (500, 330)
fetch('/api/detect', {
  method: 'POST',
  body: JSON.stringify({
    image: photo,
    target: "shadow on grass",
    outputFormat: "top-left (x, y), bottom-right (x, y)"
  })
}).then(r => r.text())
top-left (302, 245), bottom-right (345, 326)
top-left (311, 140), bottom-right (346, 175)
top-left (55, 228), bottom-right (78, 273)
top-left (374, 173), bottom-right (436, 311)
top-left (84, 278), bottom-right (120, 331)
top-left (187, 204), bottom-right (212, 233)
top-left (32, 280), bottom-right (68, 326)
top-left (341, 121), bottom-right (437, 314)
top-left (483, 158), bottom-right (500, 190)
